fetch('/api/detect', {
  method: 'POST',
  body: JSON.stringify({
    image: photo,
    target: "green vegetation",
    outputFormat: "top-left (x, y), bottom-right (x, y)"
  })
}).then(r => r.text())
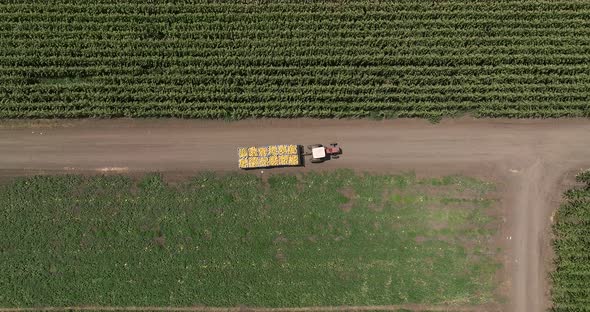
top-left (551, 170), bottom-right (590, 311)
top-left (0, 170), bottom-right (499, 307)
top-left (1, 1), bottom-right (589, 119)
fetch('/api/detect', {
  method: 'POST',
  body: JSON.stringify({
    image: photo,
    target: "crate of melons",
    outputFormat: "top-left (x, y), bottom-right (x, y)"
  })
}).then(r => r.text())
top-left (238, 144), bottom-right (301, 169)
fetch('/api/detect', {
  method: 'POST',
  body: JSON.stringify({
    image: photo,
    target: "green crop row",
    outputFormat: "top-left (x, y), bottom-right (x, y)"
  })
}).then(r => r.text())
top-left (4, 45), bottom-right (589, 58)
top-left (1, 20), bottom-right (586, 31)
top-left (1, 103), bottom-right (588, 120)
top-left (3, 10), bottom-right (590, 21)
top-left (5, 82), bottom-right (590, 94)
top-left (3, 55), bottom-right (588, 67)
top-left (3, 36), bottom-right (590, 49)
top-left (3, 64), bottom-right (590, 76)
top-left (2, 91), bottom-right (590, 104)
top-left (4, 28), bottom-right (590, 40)
top-left (2, 1), bottom-right (590, 13)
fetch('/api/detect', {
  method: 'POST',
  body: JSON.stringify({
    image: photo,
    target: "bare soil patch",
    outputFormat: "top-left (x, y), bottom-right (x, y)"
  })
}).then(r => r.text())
top-left (338, 187), bottom-right (356, 212)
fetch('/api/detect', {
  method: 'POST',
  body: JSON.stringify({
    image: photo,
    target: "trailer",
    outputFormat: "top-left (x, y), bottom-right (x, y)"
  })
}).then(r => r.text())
top-left (238, 144), bottom-right (303, 169)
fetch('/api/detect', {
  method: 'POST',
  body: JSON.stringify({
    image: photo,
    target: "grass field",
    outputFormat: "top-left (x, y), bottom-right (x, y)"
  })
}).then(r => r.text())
top-left (0, 170), bottom-right (499, 307)
top-left (551, 171), bottom-right (590, 312)
top-left (1, 0), bottom-right (589, 119)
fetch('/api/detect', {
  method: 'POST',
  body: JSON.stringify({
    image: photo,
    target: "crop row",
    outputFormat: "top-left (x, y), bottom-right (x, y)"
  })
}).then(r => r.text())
top-left (1, 107), bottom-right (585, 119)
top-left (5, 82), bottom-right (590, 94)
top-left (1, 100), bottom-right (588, 111)
top-left (3, 10), bottom-right (590, 21)
top-left (3, 91), bottom-right (590, 103)
top-left (3, 36), bottom-right (590, 50)
top-left (3, 1), bottom-right (590, 13)
top-left (4, 28), bottom-right (590, 40)
top-left (10, 74), bottom-right (590, 87)
top-left (89, 75), bottom-right (590, 87)
top-left (3, 46), bottom-right (589, 59)
top-left (1, 19), bottom-right (587, 32)
top-left (3, 64), bottom-right (589, 75)
top-left (2, 55), bottom-right (589, 67)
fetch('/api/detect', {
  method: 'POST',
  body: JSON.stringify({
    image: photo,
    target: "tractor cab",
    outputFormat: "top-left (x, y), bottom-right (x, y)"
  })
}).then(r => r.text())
top-left (307, 143), bottom-right (342, 163)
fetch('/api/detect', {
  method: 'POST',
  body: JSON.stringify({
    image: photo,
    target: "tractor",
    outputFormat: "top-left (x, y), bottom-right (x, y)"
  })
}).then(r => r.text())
top-left (306, 143), bottom-right (342, 163)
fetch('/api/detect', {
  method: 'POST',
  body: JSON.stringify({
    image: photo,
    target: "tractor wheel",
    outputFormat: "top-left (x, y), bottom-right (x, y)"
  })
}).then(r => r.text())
top-left (330, 143), bottom-right (338, 147)
top-left (312, 144), bottom-right (323, 148)
top-left (311, 158), bottom-right (323, 163)
top-left (332, 155), bottom-right (339, 159)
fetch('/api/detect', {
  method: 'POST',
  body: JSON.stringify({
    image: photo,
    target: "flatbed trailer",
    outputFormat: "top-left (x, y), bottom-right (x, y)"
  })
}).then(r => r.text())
top-left (238, 144), bottom-right (303, 169)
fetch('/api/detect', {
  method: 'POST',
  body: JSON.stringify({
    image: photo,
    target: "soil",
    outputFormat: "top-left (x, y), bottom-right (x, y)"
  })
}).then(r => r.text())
top-left (1, 117), bottom-right (589, 312)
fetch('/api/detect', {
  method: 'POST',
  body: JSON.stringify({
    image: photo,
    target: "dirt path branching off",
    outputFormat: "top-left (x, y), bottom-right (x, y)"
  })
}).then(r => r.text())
top-left (1, 118), bottom-right (589, 312)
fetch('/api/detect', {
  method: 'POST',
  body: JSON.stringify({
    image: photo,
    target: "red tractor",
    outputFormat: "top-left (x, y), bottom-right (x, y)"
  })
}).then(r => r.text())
top-left (306, 143), bottom-right (342, 163)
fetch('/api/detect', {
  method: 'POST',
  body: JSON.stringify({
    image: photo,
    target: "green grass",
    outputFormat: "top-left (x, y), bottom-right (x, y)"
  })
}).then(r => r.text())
top-left (551, 170), bottom-right (590, 311)
top-left (0, 170), bottom-right (499, 307)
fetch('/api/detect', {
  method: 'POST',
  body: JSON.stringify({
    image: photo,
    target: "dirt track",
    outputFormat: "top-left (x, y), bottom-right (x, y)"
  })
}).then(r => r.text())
top-left (1, 118), bottom-right (589, 312)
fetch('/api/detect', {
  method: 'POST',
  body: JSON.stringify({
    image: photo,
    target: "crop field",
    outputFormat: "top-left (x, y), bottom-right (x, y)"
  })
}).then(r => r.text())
top-left (0, 170), bottom-right (499, 308)
top-left (0, 0), bottom-right (590, 119)
top-left (551, 171), bottom-right (590, 312)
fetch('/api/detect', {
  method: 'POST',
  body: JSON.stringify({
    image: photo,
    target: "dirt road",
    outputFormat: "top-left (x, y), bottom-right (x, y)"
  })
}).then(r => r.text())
top-left (1, 118), bottom-right (589, 312)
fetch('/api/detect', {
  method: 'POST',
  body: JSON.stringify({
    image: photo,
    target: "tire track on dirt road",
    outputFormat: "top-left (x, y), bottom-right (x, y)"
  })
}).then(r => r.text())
top-left (1, 118), bottom-right (589, 312)
top-left (508, 159), bottom-right (554, 312)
